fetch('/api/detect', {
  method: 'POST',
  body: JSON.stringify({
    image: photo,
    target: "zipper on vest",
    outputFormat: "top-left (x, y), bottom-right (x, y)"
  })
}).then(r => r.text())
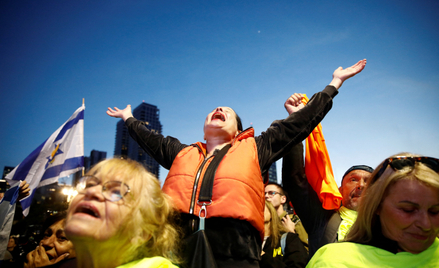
top-left (188, 145), bottom-right (215, 215)
top-left (189, 157), bottom-right (208, 214)
top-left (189, 129), bottom-right (251, 214)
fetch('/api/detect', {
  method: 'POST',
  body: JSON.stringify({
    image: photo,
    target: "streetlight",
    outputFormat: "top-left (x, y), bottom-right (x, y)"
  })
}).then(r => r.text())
top-left (62, 186), bottom-right (78, 203)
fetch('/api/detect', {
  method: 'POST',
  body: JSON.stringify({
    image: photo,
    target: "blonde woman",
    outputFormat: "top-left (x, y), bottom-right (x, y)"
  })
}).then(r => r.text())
top-left (308, 153), bottom-right (439, 267)
top-left (261, 201), bottom-right (308, 268)
top-left (64, 158), bottom-right (180, 268)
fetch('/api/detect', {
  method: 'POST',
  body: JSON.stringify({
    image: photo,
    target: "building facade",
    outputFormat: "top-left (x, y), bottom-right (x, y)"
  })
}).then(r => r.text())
top-left (114, 102), bottom-right (162, 178)
top-left (2, 166), bottom-right (14, 179)
top-left (268, 161), bottom-right (278, 183)
top-left (82, 149), bottom-right (107, 172)
top-left (90, 150), bottom-right (107, 168)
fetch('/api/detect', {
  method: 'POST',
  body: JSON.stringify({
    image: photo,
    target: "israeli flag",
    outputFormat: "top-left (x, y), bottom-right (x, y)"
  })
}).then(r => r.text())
top-left (5, 105), bottom-right (85, 216)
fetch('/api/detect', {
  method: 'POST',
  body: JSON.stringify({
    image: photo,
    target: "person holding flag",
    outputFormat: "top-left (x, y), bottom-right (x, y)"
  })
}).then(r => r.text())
top-left (0, 181), bottom-right (30, 265)
top-left (1, 104), bottom-right (85, 264)
top-left (5, 104), bottom-right (85, 216)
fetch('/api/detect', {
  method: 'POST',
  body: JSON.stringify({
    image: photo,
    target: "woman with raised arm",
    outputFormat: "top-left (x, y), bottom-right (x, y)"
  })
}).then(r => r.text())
top-left (107, 60), bottom-right (367, 268)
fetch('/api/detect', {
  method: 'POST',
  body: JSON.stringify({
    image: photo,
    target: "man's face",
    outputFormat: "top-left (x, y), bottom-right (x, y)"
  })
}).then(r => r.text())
top-left (203, 107), bottom-right (239, 141)
top-left (265, 185), bottom-right (286, 211)
top-left (339, 170), bottom-right (371, 210)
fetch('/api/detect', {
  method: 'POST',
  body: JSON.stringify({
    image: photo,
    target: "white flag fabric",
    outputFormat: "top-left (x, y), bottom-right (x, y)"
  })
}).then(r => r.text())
top-left (0, 185), bottom-right (20, 261)
top-left (5, 105), bottom-right (85, 216)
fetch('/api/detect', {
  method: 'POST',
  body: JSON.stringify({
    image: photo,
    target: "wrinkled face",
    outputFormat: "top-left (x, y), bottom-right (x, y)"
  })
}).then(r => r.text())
top-left (265, 185), bottom-right (286, 211)
top-left (340, 170), bottom-right (371, 210)
top-left (40, 220), bottom-right (76, 260)
top-left (203, 107), bottom-right (239, 141)
top-left (65, 174), bottom-right (133, 243)
top-left (377, 179), bottom-right (439, 254)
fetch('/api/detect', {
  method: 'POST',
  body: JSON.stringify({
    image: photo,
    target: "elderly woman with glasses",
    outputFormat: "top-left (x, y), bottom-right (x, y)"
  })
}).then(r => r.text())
top-left (307, 153), bottom-right (439, 268)
top-left (64, 158), bottom-right (180, 268)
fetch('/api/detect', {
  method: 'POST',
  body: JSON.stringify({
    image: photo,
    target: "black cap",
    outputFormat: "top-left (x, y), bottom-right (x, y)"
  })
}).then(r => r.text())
top-left (342, 165), bottom-right (374, 183)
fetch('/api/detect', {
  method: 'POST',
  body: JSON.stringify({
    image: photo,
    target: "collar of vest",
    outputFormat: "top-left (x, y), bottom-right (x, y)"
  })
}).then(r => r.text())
top-left (233, 127), bottom-right (255, 143)
top-left (193, 127), bottom-right (255, 155)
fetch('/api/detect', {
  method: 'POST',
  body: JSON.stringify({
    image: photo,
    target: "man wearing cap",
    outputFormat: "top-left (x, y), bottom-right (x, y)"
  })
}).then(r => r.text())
top-left (281, 143), bottom-right (374, 258)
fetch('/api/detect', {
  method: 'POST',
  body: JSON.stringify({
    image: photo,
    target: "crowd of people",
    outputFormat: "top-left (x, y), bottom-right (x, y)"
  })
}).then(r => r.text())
top-left (2, 59), bottom-right (439, 267)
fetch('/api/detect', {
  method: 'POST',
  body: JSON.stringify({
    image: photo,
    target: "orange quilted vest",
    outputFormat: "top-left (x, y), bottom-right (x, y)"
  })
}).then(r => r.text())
top-left (162, 128), bottom-right (265, 239)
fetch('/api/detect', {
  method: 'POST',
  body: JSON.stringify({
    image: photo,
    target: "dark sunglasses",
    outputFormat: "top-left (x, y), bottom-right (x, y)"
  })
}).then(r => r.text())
top-left (373, 156), bottom-right (439, 183)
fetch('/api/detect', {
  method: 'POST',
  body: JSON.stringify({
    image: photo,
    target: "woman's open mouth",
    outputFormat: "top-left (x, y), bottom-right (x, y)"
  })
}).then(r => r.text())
top-left (211, 112), bottom-right (225, 121)
top-left (74, 203), bottom-right (100, 218)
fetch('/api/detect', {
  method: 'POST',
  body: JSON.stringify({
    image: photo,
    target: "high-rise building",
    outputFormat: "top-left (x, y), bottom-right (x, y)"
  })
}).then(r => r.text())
top-left (82, 150), bottom-right (107, 172)
top-left (267, 161), bottom-right (278, 183)
top-left (2, 166), bottom-right (14, 179)
top-left (114, 102), bottom-right (162, 178)
top-left (90, 150), bottom-right (107, 167)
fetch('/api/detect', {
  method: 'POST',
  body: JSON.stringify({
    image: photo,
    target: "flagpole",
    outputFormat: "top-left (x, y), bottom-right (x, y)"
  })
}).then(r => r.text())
top-left (82, 98), bottom-right (85, 177)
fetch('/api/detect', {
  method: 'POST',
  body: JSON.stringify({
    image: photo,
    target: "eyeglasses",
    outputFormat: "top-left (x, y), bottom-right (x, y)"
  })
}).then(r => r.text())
top-left (76, 175), bottom-right (131, 202)
top-left (265, 191), bottom-right (282, 197)
top-left (374, 156), bottom-right (439, 183)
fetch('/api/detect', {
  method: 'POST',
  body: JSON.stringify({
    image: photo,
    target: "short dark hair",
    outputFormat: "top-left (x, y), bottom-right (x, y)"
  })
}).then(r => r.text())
top-left (235, 113), bottom-right (243, 132)
top-left (42, 211), bottom-right (67, 233)
top-left (266, 182), bottom-right (292, 208)
top-left (266, 182), bottom-right (285, 195)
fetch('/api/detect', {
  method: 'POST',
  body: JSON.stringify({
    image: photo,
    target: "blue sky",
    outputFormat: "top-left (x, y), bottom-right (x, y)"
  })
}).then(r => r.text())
top-left (1, 0), bottom-right (438, 186)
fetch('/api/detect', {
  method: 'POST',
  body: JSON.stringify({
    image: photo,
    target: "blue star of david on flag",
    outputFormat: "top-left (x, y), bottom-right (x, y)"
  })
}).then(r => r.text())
top-left (5, 105), bottom-right (85, 216)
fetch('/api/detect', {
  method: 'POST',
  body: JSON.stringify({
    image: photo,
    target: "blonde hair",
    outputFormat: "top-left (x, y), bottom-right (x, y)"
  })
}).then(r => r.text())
top-left (86, 158), bottom-right (181, 264)
top-left (265, 201), bottom-right (288, 248)
top-left (345, 152), bottom-right (439, 243)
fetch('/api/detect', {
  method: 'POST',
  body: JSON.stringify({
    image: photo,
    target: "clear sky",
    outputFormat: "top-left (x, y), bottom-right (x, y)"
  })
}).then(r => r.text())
top-left (1, 0), bottom-right (438, 186)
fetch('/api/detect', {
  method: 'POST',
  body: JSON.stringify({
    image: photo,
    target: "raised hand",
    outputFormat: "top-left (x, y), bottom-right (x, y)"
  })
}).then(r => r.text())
top-left (24, 243), bottom-right (70, 268)
top-left (330, 59), bottom-right (367, 89)
top-left (106, 105), bottom-right (133, 122)
top-left (284, 93), bottom-right (305, 115)
top-left (282, 214), bottom-right (296, 233)
top-left (18, 180), bottom-right (30, 200)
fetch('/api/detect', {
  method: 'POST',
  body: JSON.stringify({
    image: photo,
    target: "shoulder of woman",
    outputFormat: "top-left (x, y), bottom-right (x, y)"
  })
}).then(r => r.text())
top-left (116, 257), bottom-right (178, 268)
top-left (312, 242), bottom-right (365, 259)
top-left (307, 243), bottom-right (360, 267)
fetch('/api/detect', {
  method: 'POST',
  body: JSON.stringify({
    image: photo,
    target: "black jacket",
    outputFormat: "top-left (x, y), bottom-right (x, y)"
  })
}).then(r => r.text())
top-left (260, 233), bottom-right (308, 268)
top-left (125, 85), bottom-right (339, 263)
top-left (282, 136), bottom-right (341, 259)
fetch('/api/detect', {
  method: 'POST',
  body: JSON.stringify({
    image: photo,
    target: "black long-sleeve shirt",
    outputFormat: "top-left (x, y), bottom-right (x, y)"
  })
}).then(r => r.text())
top-left (124, 85), bottom-right (339, 264)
